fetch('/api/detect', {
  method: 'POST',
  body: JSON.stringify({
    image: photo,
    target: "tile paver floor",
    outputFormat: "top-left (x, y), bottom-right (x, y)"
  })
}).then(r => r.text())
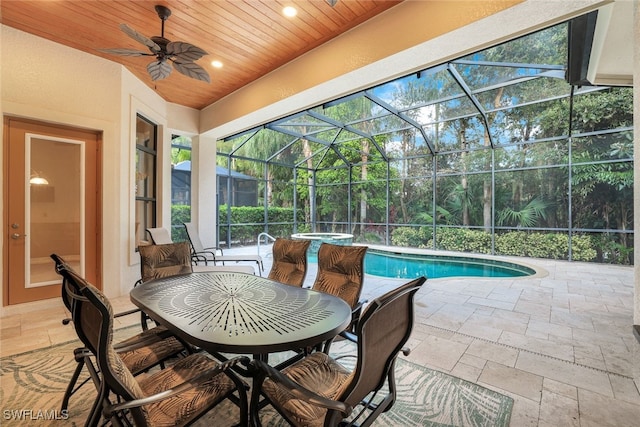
top-left (2, 245), bottom-right (639, 426)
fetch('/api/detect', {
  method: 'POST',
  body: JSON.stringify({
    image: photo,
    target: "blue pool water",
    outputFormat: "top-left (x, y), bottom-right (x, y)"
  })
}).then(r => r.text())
top-left (362, 250), bottom-right (535, 279)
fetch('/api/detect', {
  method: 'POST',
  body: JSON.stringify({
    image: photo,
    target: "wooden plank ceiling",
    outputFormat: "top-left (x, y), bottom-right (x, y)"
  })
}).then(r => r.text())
top-left (1, 0), bottom-right (402, 110)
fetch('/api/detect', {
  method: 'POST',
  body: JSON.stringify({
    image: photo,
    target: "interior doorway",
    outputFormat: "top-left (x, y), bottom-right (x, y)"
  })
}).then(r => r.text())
top-left (3, 117), bottom-right (101, 305)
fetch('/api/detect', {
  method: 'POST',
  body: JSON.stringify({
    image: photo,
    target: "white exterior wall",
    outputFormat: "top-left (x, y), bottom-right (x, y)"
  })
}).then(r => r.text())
top-left (0, 25), bottom-right (198, 314)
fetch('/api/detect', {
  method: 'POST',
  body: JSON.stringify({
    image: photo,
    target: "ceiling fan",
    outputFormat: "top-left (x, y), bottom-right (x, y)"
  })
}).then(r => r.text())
top-left (100, 5), bottom-right (210, 83)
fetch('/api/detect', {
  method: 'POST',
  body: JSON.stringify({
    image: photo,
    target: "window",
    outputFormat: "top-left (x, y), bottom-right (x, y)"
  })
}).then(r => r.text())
top-left (135, 114), bottom-right (157, 248)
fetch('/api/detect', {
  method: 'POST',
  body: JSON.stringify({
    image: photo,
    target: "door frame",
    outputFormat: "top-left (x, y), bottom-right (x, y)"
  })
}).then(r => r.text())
top-left (2, 116), bottom-right (103, 305)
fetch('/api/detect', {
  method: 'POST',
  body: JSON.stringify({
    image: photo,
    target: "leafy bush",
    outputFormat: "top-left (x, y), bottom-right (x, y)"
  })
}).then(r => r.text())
top-left (390, 225), bottom-right (599, 262)
top-left (572, 234), bottom-right (598, 262)
top-left (494, 231), bottom-right (527, 256)
top-left (170, 205), bottom-right (191, 242)
top-left (391, 226), bottom-right (432, 247)
top-left (218, 205), bottom-right (305, 245)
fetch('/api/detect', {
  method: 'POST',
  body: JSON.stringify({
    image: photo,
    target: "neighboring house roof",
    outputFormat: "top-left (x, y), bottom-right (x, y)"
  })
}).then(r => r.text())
top-left (173, 161), bottom-right (256, 181)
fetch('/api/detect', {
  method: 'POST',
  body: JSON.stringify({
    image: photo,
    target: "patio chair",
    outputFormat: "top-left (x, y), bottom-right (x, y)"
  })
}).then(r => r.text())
top-left (51, 254), bottom-right (186, 417)
top-left (312, 243), bottom-right (368, 334)
top-left (183, 221), bottom-right (264, 274)
top-left (138, 241), bottom-right (193, 283)
top-left (146, 227), bottom-right (173, 244)
top-left (137, 241), bottom-right (194, 331)
top-left (245, 276), bottom-right (427, 427)
top-left (268, 238), bottom-right (311, 287)
top-left (63, 264), bottom-right (249, 427)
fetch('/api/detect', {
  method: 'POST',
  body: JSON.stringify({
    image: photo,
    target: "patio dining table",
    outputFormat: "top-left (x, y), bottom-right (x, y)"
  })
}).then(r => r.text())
top-left (129, 271), bottom-right (352, 358)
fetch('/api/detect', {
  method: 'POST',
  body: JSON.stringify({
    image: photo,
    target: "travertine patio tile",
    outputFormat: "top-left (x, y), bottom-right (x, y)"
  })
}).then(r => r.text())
top-left (491, 308), bottom-right (531, 324)
top-left (0, 334), bottom-right (51, 357)
top-left (514, 300), bottom-right (551, 320)
top-left (519, 288), bottom-right (554, 304)
top-left (569, 299), bottom-right (609, 314)
top-left (478, 361), bottom-right (542, 401)
top-left (457, 322), bottom-right (503, 341)
top-left (543, 378), bottom-right (577, 400)
top-left (516, 352), bottom-right (613, 397)
top-left (471, 305), bottom-right (495, 316)
top-left (486, 287), bottom-right (522, 303)
top-left (4, 250), bottom-right (640, 427)
top-left (422, 289), bottom-right (470, 305)
top-left (601, 347), bottom-right (635, 377)
top-left (458, 353), bottom-right (487, 369)
top-left (572, 327), bottom-right (629, 348)
top-left (424, 303), bottom-right (475, 330)
top-left (450, 361), bottom-right (482, 383)
top-left (527, 319), bottom-right (573, 339)
top-left (466, 312), bottom-right (527, 334)
top-left (466, 339), bottom-right (518, 367)
top-left (609, 374), bottom-right (640, 404)
top-left (459, 283), bottom-right (494, 298)
top-left (539, 278), bottom-right (569, 292)
top-left (550, 307), bottom-right (594, 331)
top-left (0, 321), bottom-right (21, 340)
top-left (49, 327), bottom-right (78, 345)
top-left (573, 344), bottom-right (607, 370)
top-left (525, 329), bottom-right (549, 340)
top-left (466, 296), bottom-right (515, 311)
top-left (578, 388), bottom-right (640, 427)
top-left (505, 393), bottom-right (540, 427)
top-left (409, 335), bottom-right (467, 372)
top-left (538, 389), bottom-right (579, 427)
top-left (499, 331), bottom-right (574, 361)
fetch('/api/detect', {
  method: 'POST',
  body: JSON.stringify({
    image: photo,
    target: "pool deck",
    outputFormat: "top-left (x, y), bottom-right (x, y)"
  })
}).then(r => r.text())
top-left (1, 244), bottom-right (638, 426)
top-left (264, 243), bottom-right (640, 426)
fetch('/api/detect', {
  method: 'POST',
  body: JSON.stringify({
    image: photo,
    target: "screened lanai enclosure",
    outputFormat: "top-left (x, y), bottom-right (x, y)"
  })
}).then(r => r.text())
top-left (214, 15), bottom-right (633, 265)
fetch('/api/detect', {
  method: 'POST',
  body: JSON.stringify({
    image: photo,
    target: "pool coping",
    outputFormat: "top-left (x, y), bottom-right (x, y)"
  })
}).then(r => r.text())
top-left (361, 244), bottom-right (549, 279)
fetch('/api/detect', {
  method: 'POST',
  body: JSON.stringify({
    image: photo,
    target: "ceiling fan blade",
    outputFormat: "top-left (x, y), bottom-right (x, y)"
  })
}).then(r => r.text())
top-left (173, 61), bottom-right (211, 83)
top-left (166, 42), bottom-right (208, 62)
top-left (120, 23), bottom-right (160, 53)
top-left (147, 60), bottom-right (172, 81)
top-left (99, 48), bottom-right (152, 57)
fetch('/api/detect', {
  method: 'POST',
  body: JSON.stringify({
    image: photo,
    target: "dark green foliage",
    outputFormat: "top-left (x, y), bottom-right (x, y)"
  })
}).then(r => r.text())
top-left (390, 227), bottom-right (601, 262)
top-left (171, 205), bottom-right (191, 242)
top-left (218, 205), bottom-right (304, 244)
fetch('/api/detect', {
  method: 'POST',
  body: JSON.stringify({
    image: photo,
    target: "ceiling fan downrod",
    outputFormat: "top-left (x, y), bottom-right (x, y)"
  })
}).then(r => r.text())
top-left (155, 5), bottom-right (171, 38)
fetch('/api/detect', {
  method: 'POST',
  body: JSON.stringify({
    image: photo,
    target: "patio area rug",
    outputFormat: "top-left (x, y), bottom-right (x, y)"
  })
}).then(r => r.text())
top-left (0, 330), bottom-right (512, 426)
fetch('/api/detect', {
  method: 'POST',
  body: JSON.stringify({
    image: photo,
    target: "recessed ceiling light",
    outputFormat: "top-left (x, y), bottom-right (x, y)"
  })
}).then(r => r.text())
top-left (211, 60), bottom-right (223, 69)
top-left (283, 6), bottom-right (297, 17)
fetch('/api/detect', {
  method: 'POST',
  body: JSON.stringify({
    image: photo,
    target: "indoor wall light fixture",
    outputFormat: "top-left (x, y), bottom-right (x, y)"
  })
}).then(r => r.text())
top-left (326, 0), bottom-right (338, 6)
top-left (29, 171), bottom-right (49, 185)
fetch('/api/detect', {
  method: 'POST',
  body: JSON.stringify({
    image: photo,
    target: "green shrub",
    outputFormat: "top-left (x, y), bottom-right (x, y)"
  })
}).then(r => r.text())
top-left (217, 205), bottom-right (305, 244)
top-left (170, 205), bottom-right (191, 242)
top-left (391, 227), bottom-right (421, 247)
top-left (526, 233), bottom-right (567, 259)
top-left (571, 234), bottom-right (598, 262)
top-left (433, 228), bottom-right (491, 254)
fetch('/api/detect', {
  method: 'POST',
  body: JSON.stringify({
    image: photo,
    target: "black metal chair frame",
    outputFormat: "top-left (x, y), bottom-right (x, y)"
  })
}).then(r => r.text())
top-left (245, 276), bottom-right (427, 427)
top-left (62, 264), bottom-right (249, 427)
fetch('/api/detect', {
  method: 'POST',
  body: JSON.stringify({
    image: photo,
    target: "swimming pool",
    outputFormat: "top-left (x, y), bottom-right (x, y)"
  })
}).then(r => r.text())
top-left (363, 250), bottom-right (535, 279)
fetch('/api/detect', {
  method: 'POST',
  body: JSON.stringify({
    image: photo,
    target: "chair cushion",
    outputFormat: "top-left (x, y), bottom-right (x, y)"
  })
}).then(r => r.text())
top-left (117, 326), bottom-right (184, 375)
top-left (262, 352), bottom-right (352, 427)
top-left (137, 353), bottom-right (237, 427)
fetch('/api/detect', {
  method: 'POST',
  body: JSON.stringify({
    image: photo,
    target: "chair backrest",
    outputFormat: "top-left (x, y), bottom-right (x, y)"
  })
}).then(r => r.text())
top-left (138, 242), bottom-right (193, 283)
top-left (336, 276), bottom-right (426, 419)
top-left (146, 227), bottom-right (173, 244)
top-left (51, 254), bottom-right (100, 347)
top-left (62, 265), bottom-right (151, 424)
top-left (51, 253), bottom-right (76, 312)
top-left (312, 243), bottom-right (368, 308)
top-left (268, 238), bottom-right (311, 287)
top-left (183, 222), bottom-right (206, 253)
